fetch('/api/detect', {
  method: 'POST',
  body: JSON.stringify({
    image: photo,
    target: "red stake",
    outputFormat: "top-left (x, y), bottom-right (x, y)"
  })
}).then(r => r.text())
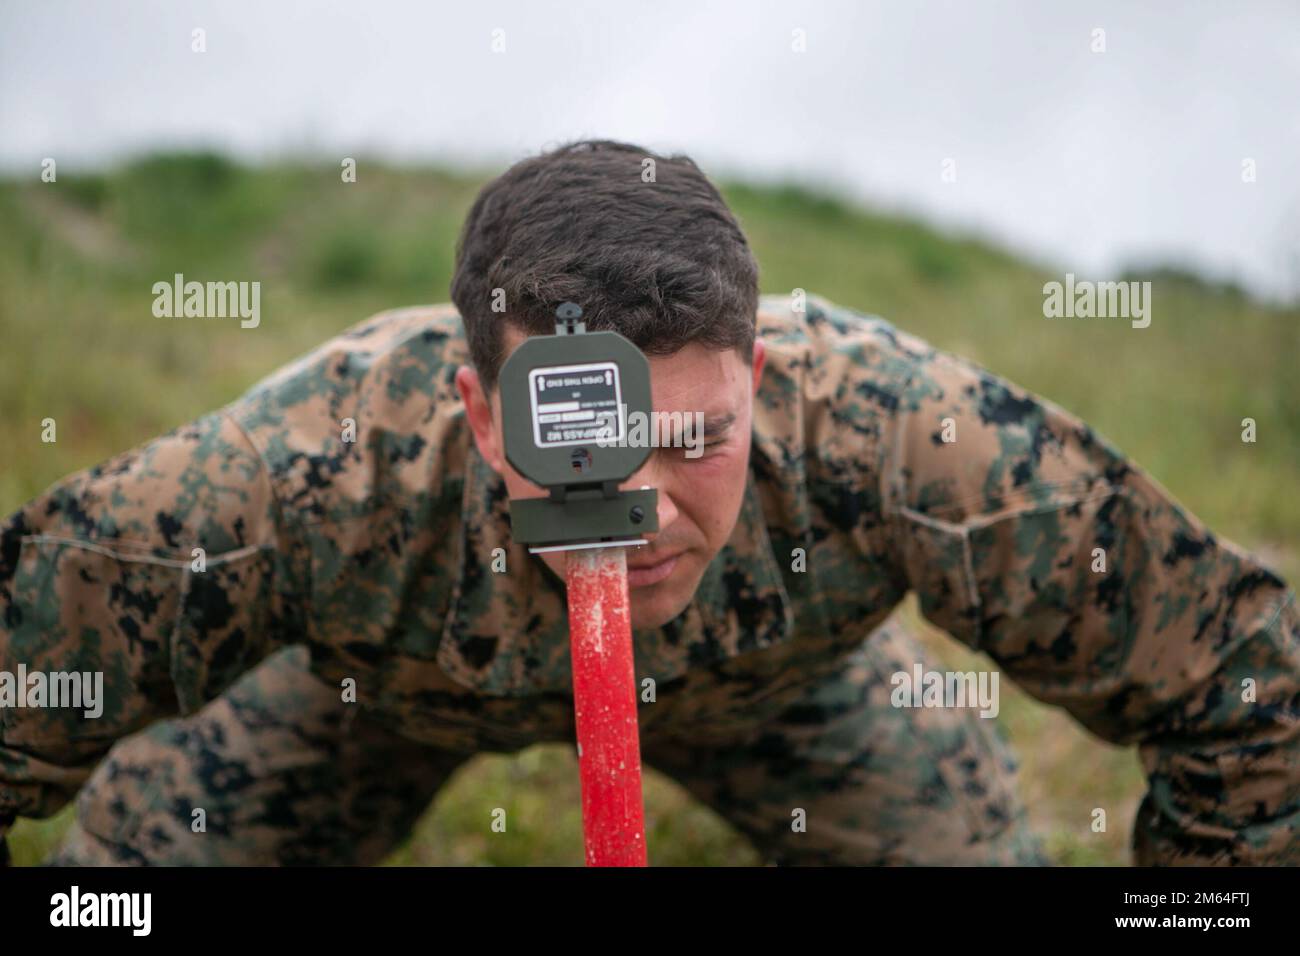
top-left (564, 545), bottom-right (648, 866)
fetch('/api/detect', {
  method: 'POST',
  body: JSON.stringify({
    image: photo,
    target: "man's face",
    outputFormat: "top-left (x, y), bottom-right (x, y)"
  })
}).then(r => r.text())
top-left (456, 326), bottom-right (766, 631)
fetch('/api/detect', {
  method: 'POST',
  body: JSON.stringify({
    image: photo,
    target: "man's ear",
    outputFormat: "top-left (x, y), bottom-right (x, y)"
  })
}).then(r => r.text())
top-left (751, 339), bottom-right (767, 396)
top-left (454, 365), bottom-right (505, 473)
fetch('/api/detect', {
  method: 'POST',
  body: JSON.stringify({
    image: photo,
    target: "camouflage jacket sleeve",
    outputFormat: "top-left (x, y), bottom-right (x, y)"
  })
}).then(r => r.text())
top-left (867, 318), bottom-right (1300, 865)
top-left (0, 410), bottom-right (290, 839)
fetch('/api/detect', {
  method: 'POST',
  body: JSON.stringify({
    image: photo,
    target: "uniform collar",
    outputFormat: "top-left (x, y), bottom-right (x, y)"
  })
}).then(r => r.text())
top-left (438, 442), bottom-right (794, 697)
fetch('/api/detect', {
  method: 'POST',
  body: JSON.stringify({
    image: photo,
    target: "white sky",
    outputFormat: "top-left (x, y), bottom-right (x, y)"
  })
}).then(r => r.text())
top-left (2, 0), bottom-right (1297, 301)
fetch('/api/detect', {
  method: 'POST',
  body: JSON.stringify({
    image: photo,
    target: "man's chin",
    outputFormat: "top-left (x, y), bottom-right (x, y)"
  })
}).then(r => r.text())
top-left (628, 563), bottom-right (704, 630)
top-left (628, 583), bottom-right (695, 632)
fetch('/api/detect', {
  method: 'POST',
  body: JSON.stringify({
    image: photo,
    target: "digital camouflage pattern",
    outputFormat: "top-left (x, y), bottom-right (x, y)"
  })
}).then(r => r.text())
top-left (2, 292), bottom-right (1296, 865)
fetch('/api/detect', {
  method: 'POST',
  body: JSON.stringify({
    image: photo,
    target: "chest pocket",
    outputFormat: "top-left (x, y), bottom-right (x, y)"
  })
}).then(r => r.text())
top-left (299, 497), bottom-right (457, 697)
top-left (434, 452), bottom-right (795, 698)
top-left (1, 533), bottom-right (273, 747)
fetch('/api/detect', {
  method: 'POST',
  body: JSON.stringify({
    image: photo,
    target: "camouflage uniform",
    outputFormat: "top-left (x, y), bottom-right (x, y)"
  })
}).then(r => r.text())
top-left (2, 293), bottom-right (1296, 865)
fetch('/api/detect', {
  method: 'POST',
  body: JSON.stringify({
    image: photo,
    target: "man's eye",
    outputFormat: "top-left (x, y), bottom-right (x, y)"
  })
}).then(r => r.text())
top-left (686, 440), bottom-right (726, 458)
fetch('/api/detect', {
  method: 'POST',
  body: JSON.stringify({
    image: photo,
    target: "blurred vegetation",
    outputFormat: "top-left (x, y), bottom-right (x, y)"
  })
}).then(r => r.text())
top-left (3, 153), bottom-right (1296, 866)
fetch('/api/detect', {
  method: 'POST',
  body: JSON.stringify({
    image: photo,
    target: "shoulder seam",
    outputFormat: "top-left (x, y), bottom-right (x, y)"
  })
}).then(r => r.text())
top-left (220, 408), bottom-right (289, 532)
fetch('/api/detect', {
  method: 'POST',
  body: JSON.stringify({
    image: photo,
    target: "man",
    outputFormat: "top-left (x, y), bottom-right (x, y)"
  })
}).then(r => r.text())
top-left (2, 140), bottom-right (1296, 866)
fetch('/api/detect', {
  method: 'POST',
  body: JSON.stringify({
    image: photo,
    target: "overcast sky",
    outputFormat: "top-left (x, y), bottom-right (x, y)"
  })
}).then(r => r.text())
top-left (3, 0), bottom-right (1297, 302)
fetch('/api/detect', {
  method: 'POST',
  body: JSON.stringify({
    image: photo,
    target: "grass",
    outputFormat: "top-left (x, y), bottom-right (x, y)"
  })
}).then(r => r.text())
top-left (3, 154), bottom-right (1295, 866)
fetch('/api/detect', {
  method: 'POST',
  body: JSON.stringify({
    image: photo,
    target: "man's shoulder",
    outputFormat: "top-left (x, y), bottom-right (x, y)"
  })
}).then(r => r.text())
top-left (757, 290), bottom-right (933, 394)
top-left (240, 303), bottom-right (468, 398)
top-left (225, 304), bottom-right (471, 520)
top-left (753, 292), bottom-right (931, 459)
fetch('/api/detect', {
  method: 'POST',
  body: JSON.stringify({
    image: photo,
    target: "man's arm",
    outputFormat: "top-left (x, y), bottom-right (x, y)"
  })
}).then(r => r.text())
top-left (872, 329), bottom-right (1299, 865)
top-left (0, 409), bottom-right (291, 855)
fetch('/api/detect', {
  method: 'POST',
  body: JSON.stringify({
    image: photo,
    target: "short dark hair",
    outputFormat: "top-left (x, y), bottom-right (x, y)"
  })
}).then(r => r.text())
top-left (450, 139), bottom-right (759, 391)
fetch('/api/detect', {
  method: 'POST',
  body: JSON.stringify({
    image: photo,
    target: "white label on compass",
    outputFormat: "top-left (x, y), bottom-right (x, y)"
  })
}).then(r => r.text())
top-left (528, 361), bottom-right (624, 448)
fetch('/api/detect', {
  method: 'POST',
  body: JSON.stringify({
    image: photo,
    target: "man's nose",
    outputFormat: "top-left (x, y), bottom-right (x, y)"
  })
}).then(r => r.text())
top-left (620, 452), bottom-right (678, 541)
